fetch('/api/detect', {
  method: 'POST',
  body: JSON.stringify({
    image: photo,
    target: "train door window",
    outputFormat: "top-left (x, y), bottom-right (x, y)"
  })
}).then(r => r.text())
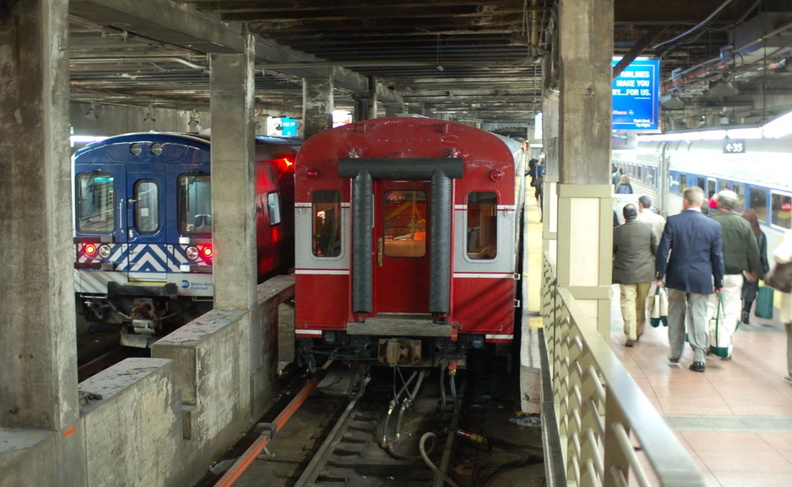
top-left (732, 183), bottom-right (745, 212)
top-left (312, 190), bottom-right (341, 257)
top-left (679, 174), bottom-right (687, 193)
top-left (76, 173), bottom-right (115, 233)
top-left (467, 192), bottom-right (498, 260)
top-left (647, 167), bottom-right (656, 188)
top-left (134, 180), bottom-right (160, 234)
top-left (770, 192), bottom-right (792, 229)
top-left (267, 193), bottom-right (282, 225)
top-left (748, 187), bottom-right (768, 222)
top-left (706, 178), bottom-right (717, 200)
top-left (636, 165), bottom-right (643, 182)
top-left (179, 174), bottom-right (212, 234)
top-left (383, 190), bottom-right (426, 258)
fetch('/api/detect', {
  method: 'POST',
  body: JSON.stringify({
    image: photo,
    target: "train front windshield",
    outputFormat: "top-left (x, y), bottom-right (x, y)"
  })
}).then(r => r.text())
top-left (76, 173), bottom-right (115, 233)
top-left (179, 174), bottom-right (212, 234)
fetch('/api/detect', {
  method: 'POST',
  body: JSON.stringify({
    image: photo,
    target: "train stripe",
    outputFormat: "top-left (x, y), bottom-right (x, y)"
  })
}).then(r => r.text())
top-left (486, 334), bottom-right (513, 340)
top-left (296, 330), bottom-right (323, 336)
top-left (295, 269), bottom-right (350, 275)
top-left (453, 272), bottom-right (514, 279)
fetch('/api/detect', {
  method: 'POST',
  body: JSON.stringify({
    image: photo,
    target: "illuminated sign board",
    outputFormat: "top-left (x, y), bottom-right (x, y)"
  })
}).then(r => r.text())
top-left (612, 59), bottom-right (660, 131)
top-left (281, 117), bottom-right (298, 137)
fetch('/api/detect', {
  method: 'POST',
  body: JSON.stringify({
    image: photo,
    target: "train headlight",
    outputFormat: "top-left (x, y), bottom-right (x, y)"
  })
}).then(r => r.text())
top-left (129, 143), bottom-right (143, 156)
top-left (490, 169), bottom-right (504, 182)
top-left (185, 246), bottom-right (199, 260)
top-left (306, 168), bottom-right (319, 180)
top-left (98, 244), bottom-right (112, 259)
top-left (150, 143), bottom-right (163, 156)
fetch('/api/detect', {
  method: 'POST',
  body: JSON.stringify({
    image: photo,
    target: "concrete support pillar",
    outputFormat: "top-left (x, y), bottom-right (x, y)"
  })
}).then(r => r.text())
top-left (302, 71), bottom-right (334, 139)
top-left (0, 0), bottom-right (86, 483)
top-left (209, 39), bottom-right (257, 417)
top-left (556, 0), bottom-right (614, 338)
top-left (542, 90), bottom-right (560, 260)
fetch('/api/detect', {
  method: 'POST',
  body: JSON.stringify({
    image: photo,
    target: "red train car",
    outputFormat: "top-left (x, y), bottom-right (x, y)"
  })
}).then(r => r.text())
top-left (294, 117), bottom-right (525, 368)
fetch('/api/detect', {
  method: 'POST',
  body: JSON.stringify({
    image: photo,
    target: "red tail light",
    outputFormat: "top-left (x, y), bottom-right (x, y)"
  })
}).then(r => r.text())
top-left (200, 245), bottom-right (213, 259)
top-left (84, 243), bottom-right (98, 256)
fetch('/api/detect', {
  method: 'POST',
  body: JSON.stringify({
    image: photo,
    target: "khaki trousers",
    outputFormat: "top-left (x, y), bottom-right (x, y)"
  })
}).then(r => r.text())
top-left (620, 282), bottom-right (652, 341)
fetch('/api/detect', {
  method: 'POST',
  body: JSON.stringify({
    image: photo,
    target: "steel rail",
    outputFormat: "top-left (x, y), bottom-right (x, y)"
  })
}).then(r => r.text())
top-left (213, 360), bottom-right (333, 487)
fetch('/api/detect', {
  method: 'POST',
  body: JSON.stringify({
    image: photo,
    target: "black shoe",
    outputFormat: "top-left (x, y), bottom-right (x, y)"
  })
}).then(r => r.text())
top-left (625, 340), bottom-right (635, 348)
top-left (669, 358), bottom-right (680, 364)
top-left (741, 311), bottom-right (750, 324)
top-left (689, 362), bottom-right (705, 373)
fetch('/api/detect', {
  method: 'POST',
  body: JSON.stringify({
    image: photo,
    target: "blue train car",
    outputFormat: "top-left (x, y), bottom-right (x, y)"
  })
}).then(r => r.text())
top-left (73, 132), bottom-right (300, 346)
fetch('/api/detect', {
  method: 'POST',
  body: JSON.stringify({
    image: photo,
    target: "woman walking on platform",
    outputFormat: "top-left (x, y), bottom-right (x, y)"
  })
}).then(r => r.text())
top-left (740, 209), bottom-right (770, 324)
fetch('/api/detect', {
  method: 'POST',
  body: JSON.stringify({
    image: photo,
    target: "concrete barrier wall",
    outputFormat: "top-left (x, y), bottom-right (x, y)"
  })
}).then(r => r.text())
top-left (0, 430), bottom-right (55, 487)
top-left (15, 275), bottom-right (297, 487)
top-left (78, 358), bottom-right (183, 487)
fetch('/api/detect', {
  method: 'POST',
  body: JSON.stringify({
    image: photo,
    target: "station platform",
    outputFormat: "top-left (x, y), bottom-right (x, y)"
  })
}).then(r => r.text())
top-left (523, 194), bottom-right (792, 487)
top-left (608, 295), bottom-right (792, 487)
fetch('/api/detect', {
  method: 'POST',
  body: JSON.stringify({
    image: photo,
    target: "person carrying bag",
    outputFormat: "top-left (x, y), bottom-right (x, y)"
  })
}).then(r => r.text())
top-left (709, 293), bottom-right (731, 359)
top-left (650, 285), bottom-right (668, 327)
top-left (754, 282), bottom-right (775, 319)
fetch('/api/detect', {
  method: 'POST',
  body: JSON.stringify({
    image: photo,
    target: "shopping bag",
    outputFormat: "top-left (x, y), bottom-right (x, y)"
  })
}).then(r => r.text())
top-left (754, 284), bottom-right (774, 319)
top-left (650, 287), bottom-right (668, 327)
top-left (708, 293), bottom-right (730, 358)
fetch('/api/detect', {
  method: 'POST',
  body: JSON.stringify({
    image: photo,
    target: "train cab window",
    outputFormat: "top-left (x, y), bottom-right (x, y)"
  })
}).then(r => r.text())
top-left (267, 193), bottom-right (282, 225)
top-left (179, 174), bottom-right (212, 234)
top-left (749, 187), bottom-right (768, 222)
top-left (76, 173), bottom-right (115, 233)
top-left (312, 190), bottom-right (341, 257)
top-left (134, 180), bottom-right (160, 234)
top-left (467, 192), bottom-right (498, 260)
top-left (770, 192), bottom-right (792, 229)
top-left (383, 190), bottom-right (426, 258)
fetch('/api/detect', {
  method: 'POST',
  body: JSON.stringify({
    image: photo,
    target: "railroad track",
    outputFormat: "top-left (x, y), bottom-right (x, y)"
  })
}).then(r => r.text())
top-left (211, 365), bottom-right (465, 487)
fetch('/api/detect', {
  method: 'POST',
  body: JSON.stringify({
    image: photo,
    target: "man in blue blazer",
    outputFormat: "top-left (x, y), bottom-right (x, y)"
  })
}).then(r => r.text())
top-left (655, 186), bottom-right (725, 373)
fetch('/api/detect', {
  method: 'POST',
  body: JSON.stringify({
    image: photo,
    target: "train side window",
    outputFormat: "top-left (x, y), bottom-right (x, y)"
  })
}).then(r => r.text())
top-left (467, 192), bottom-right (498, 260)
top-left (770, 192), bottom-right (792, 229)
top-left (383, 190), bottom-right (426, 258)
top-left (312, 190), bottom-right (341, 257)
top-left (134, 180), bottom-right (160, 234)
top-left (732, 183), bottom-right (745, 212)
top-left (179, 174), bottom-right (212, 234)
top-left (267, 193), bottom-right (282, 225)
top-left (76, 173), bottom-right (115, 233)
top-left (748, 187), bottom-right (768, 222)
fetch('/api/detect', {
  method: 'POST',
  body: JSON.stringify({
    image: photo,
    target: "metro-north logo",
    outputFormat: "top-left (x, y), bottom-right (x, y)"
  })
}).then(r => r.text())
top-left (181, 280), bottom-right (190, 289)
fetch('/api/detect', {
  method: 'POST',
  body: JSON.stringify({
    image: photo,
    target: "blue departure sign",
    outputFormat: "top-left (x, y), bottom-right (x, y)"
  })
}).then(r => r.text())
top-left (281, 117), bottom-right (298, 137)
top-left (612, 59), bottom-right (660, 131)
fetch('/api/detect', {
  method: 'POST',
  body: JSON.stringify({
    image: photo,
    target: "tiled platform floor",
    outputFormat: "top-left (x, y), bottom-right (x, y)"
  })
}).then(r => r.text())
top-left (610, 287), bottom-right (792, 486)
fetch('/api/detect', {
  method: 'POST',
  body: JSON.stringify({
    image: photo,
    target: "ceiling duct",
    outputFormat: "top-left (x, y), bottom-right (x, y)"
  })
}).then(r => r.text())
top-left (661, 89), bottom-right (685, 109)
top-left (729, 12), bottom-right (792, 65)
top-left (708, 75), bottom-right (738, 96)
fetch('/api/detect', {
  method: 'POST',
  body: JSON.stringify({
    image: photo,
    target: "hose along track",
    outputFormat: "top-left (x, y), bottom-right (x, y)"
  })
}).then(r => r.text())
top-left (293, 366), bottom-right (464, 487)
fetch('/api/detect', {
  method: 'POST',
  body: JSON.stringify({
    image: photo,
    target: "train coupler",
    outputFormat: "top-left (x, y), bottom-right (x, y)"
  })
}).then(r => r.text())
top-left (378, 338), bottom-right (421, 365)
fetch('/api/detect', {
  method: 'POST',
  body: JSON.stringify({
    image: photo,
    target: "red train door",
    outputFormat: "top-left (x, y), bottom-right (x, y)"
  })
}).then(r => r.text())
top-left (374, 181), bottom-right (431, 313)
